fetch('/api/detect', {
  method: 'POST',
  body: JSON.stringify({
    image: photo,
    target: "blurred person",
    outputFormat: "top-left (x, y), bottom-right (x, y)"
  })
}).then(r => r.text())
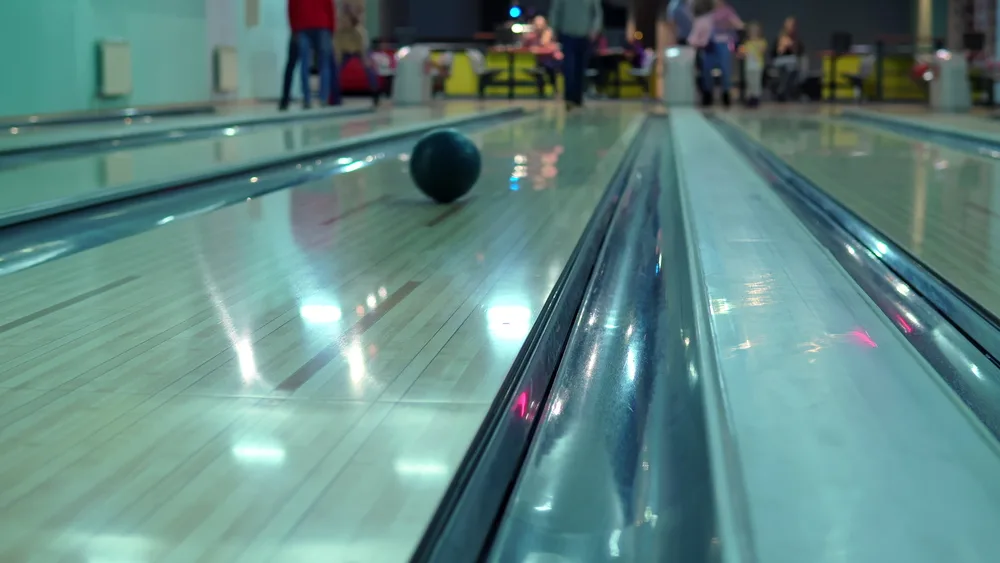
top-left (549, 0), bottom-right (603, 110)
top-left (287, 0), bottom-right (336, 109)
top-left (278, 37), bottom-right (301, 110)
top-left (525, 15), bottom-right (563, 93)
top-left (771, 16), bottom-right (805, 101)
top-left (773, 16), bottom-right (805, 58)
top-left (742, 22), bottom-right (766, 107)
top-left (531, 14), bottom-right (549, 39)
top-left (331, 0), bottom-right (380, 106)
top-left (689, 0), bottom-right (743, 107)
top-left (537, 27), bottom-right (564, 93)
top-left (590, 32), bottom-right (619, 98)
top-left (625, 34), bottom-right (646, 69)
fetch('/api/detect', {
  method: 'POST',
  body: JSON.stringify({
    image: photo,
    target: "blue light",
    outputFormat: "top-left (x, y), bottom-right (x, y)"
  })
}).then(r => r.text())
top-left (509, 6), bottom-right (522, 18)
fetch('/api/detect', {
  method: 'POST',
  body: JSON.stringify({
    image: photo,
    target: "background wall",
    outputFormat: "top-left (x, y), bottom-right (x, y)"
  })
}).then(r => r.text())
top-left (727, 0), bottom-right (914, 52)
top-left (0, 0), bottom-right (297, 117)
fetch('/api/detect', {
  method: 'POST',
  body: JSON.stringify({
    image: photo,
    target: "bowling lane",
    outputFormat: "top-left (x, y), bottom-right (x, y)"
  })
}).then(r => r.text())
top-left (0, 103), bottom-right (644, 561)
top-left (0, 103), bottom-right (491, 221)
top-left (722, 112), bottom-right (1000, 319)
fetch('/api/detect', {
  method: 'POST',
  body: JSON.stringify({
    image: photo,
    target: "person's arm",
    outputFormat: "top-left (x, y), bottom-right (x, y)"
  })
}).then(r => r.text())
top-left (288, 0), bottom-right (297, 30)
top-left (328, 0), bottom-right (337, 30)
top-left (591, 0), bottom-right (604, 39)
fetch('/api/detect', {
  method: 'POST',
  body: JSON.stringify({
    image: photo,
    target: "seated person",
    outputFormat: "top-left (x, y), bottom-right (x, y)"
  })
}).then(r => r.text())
top-left (770, 16), bottom-right (805, 101)
top-left (625, 36), bottom-right (646, 70)
top-left (590, 32), bottom-right (617, 97)
top-left (525, 16), bottom-right (563, 92)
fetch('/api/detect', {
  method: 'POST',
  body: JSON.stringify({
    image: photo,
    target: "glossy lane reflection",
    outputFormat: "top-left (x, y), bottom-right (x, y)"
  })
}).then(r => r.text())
top-left (0, 102), bottom-right (644, 561)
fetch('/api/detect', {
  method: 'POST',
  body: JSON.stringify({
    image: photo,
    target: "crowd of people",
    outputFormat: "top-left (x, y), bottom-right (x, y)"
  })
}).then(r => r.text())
top-left (277, 0), bottom-right (805, 111)
top-left (669, 0), bottom-right (805, 107)
top-left (278, 0), bottom-right (620, 113)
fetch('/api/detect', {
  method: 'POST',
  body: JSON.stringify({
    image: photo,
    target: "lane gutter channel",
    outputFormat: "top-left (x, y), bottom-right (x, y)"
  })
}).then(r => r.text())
top-left (409, 116), bottom-right (654, 563)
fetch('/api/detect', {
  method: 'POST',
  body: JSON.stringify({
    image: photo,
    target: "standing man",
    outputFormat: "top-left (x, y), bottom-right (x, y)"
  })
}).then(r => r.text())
top-left (287, 0), bottom-right (336, 109)
top-left (549, 0), bottom-right (603, 110)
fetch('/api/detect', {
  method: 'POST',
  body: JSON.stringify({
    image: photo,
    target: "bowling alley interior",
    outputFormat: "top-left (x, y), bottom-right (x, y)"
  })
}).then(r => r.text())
top-left (6, 0), bottom-right (1000, 561)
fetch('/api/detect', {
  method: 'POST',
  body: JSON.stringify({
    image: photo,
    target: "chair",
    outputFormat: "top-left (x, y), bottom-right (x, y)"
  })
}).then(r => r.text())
top-left (842, 53), bottom-right (875, 102)
top-left (629, 49), bottom-right (657, 97)
top-left (370, 51), bottom-right (395, 96)
top-left (770, 54), bottom-right (802, 101)
top-left (465, 48), bottom-right (503, 98)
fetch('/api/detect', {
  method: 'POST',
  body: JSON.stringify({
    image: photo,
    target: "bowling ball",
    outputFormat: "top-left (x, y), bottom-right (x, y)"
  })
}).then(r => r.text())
top-left (409, 128), bottom-right (481, 204)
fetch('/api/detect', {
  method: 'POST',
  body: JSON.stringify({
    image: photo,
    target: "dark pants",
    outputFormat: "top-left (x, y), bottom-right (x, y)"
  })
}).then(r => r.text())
top-left (561, 34), bottom-right (589, 105)
top-left (298, 28), bottom-right (333, 107)
top-left (540, 61), bottom-right (560, 90)
top-left (329, 52), bottom-right (379, 105)
top-left (699, 40), bottom-right (731, 94)
top-left (279, 37), bottom-right (299, 108)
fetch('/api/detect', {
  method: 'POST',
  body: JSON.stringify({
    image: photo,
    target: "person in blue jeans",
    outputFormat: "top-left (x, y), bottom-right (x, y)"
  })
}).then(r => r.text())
top-left (287, 0), bottom-right (336, 108)
top-left (297, 29), bottom-right (334, 108)
top-left (549, 0), bottom-right (603, 110)
top-left (692, 0), bottom-right (743, 107)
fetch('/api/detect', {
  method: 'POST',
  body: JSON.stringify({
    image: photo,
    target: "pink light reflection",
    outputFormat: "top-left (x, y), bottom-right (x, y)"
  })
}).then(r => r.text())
top-left (850, 330), bottom-right (877, 348)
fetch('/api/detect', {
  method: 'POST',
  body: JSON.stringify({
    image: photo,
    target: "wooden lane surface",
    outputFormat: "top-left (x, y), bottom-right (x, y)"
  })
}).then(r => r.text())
top-left (722, 112), bottom-right (1000, 321)
top-left (0, 102), bottom-right (644, 562)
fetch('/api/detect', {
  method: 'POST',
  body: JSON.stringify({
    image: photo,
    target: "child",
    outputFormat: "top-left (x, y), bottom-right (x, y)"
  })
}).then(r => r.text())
top-left (743, 22), bottom-right (767, 107)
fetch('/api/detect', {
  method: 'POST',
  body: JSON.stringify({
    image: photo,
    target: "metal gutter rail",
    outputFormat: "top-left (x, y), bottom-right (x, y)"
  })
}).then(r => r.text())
top-left (0, 106), bottom-right (374, 165)
top-left (410, 117), bottom-right (652, 563)
top-left (486, 116), bottom-right (730, 562)
top-left (0, 104), bottom-right (217, 130)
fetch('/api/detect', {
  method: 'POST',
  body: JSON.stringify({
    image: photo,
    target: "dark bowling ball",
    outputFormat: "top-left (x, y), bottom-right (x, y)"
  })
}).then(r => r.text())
top-left (409, 128), bottom-right (481, 204)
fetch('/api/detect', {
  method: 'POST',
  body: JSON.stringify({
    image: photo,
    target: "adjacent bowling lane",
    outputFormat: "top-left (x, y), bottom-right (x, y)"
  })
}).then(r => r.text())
top-left (0, 103), bottom-right (498, 221)
top-left (842, 105), bottom-right (1000, 141)
top-left (0, 103), bottom-right (643, 562)
top-left (722, 112), bottom-right (1000, 318)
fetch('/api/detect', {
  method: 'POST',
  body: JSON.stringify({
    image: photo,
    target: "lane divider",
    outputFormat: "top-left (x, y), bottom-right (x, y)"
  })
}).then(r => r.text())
top-left (0, 105), bottom-right (374, 158)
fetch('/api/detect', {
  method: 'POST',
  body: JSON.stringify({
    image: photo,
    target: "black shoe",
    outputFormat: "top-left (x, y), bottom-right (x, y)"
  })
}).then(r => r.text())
top-left (722, 92), bottom-right (731, 108)
top-left (701, 90), bottom-right (714, 107)
top-left (278, 100), bottom-right (289, 111)
top-left (372, 91), bottom-right (381, 107)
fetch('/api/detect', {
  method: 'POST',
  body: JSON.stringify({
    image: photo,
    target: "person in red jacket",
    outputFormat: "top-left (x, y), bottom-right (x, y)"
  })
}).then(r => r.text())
top-left (287, 0), bottom-right (336, 109)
